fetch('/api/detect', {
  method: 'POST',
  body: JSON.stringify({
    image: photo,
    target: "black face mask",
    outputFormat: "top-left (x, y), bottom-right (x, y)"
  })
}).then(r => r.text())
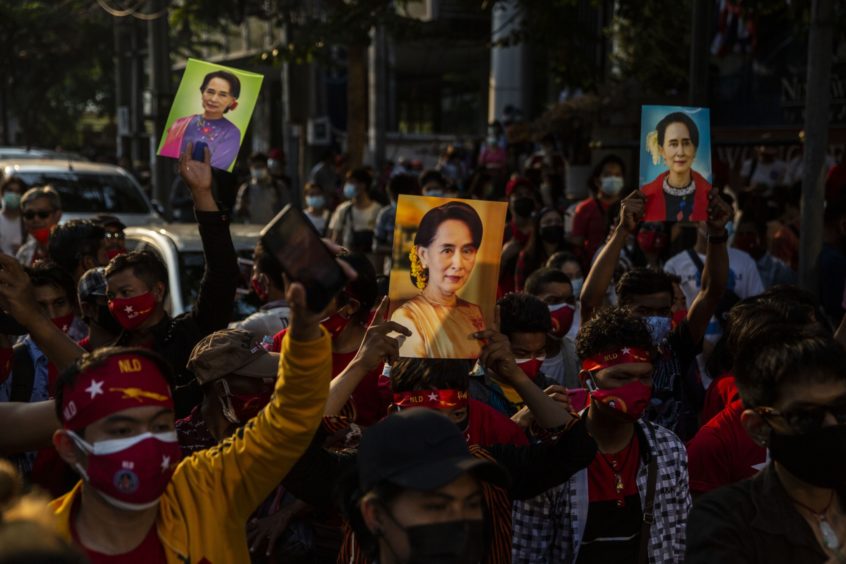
top-left (512, 197), bottom-right (535, 219)
top-left (768, 424), bottom-right (846, 488)
top-left (401, 520), bottom-right (485, 564)
top-left (539, 225), bottom-right (564, 245)
top-left (96, 303), bottom-right (124, 335)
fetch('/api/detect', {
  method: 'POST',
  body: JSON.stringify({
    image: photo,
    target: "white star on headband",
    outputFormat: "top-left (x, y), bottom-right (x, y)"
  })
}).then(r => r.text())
top-left (161, 455), bottom-right (171, 472)
top-left (85, 379), bottom-right (104, 399)
top-left (621, 347), bottom-right (631, 355)
top-left (428, 392), bottom-right (439, 402)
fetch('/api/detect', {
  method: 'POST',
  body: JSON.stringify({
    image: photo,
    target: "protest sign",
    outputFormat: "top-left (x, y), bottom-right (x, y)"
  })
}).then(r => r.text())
top-left (157, 58), bottom-right (263, 172)
top-left (639, 105), bottom-right (712, 222)
top-left (388, 195), bottom-right (507, 359)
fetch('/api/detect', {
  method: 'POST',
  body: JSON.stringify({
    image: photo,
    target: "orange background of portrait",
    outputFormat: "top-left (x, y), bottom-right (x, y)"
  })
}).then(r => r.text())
top-left (388, 195), bottom-right (507, 328)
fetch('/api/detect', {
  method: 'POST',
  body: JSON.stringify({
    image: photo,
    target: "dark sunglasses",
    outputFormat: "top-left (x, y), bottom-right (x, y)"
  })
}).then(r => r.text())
top-left (24, 210), bottom-right (53, 220)
top-left (756, 403), bottom-right (846, 435)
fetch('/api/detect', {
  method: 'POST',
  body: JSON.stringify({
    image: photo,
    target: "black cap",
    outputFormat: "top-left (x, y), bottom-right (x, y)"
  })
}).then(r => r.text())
top-left (358, 409), bottom-right (509, 493)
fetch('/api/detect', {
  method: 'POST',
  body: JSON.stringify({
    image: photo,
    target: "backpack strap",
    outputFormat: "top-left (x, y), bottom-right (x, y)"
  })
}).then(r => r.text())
top-left (9, 342), bottom-right (35, 402)
top-left (686, 248), bottom-right (705, 276)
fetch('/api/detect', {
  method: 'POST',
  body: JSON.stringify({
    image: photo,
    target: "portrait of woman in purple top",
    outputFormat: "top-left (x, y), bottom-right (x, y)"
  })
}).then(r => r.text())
top-left (161, 70), bottom-right (242, 170)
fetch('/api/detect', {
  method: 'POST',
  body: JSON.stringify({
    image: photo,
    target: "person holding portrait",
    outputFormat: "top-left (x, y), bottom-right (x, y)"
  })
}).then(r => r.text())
top-left (641, 111), bottom-right (710, 223)
top-left (160, 70), bottom-right (243, 170)
top-left (391, 201), bottom-right (487, 358)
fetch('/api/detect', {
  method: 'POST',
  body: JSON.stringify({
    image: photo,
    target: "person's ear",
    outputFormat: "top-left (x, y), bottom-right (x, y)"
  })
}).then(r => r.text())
top-left (417, 245), bottom-right (428, 269)
top-left (740, 409), bottom-right (771, 448)
top-left (53, 429), bottom-right (85, 468)
top-left (152, 281), bottom-right (167, 303)
top-left (360, 496), bottom-right (384, 535)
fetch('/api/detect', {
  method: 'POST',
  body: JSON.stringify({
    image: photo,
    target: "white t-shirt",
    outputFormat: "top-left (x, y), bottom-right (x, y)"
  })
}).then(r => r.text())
top-left (329, 201), bottom-right (383, 248)
top-left (0, 212), bottom-right (22, 256)
top-left (740, 158), bottom-right (787, 188)
top-left (665, 247), bottom-right (765, 308)
top-left (305, 209), bottom-right (330, 236)
top-left (540, 338), bottom-right (581, 389)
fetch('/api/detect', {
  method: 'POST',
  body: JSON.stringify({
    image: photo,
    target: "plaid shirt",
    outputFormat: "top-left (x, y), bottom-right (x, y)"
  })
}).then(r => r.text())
top-left (512, 420), bottom-right (691, 563)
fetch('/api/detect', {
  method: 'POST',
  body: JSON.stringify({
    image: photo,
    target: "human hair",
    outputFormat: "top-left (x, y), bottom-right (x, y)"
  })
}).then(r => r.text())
top-left (346, 167), bottom-right (372, 187)
top-left (419, 169), bottom-right (446, 190)
top-left (497, 292), bottom-right (552, 336)
top-left (616, 267), bottom-right (674, 306)
top-left (21, 186), bottom-right (61, 211)
top-left (0, 176), bottom-right (25, 194)
top-left (733, 328), bottom-right (844, 409)
top-left (253, 242), bottom-right (284, 292)
top-left (656, 112), bottom-right (700, 148)
top-left (339, 475), bottom-right (404, 561)
top-left (546, 251), bottom-right (580, 271)
top-left (387, 174), bottom-right (418, 201)
top-left (410, 202), bottom-right (483, 288)
top-left (521, 207), bottom-right (567, 276)
top-left (199, 70), bottom-right (241, 101)
top-left (304, 181), bottom-right (323, 194)
top-left (47, 220), bottom-right (105, 275)
top-left (576, 306), bottom-right (654, 360)
top-left (339, 253), bottom-right (377, 323)
top-left (26, 262), bottom-right (77, 312)
top-left (525, 267), bottom-right (571, 297)
top-left (104, 250), bottom-right (169, 300)
top-left (390, 358), bottom-right (473, 393)
top-left (54, 346), bottom-right (175, 427)
top-left (248, 152), bottom-right (268, 166)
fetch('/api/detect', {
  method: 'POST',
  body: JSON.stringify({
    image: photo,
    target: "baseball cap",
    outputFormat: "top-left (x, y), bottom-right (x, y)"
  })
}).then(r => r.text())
top-left (78, 267), bottom-right (107, 302)
top-left (357, 409), bottom-right (509, 493)
top-left (187, 328), bottom-right (280, 385)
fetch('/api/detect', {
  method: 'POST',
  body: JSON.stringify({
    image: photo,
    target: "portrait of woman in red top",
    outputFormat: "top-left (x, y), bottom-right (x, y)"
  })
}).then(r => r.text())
top-left (641, 110), bottom-right (710, 223)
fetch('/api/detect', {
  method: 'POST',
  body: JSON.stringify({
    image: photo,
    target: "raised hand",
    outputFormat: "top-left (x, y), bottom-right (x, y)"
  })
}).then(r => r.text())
top-left (475, 306), bottom-right (524, 384)
top-left (706, 188), bottom-right (733, 234)
top-left (351, 297), bottom-right (411, 371)
top-left (618, 190), bottom-right (646, 234)
top-left (179, 142), bottom-right (216, 211)
top-left (0, 253), bottom-right (40, 326)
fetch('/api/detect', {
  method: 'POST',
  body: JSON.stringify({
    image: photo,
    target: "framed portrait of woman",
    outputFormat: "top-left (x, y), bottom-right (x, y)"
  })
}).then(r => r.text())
top-left (157, 59), bottom-right (264, 172)
top-left (639, 105), bottom-right (712, 223)
top-left (388, 195), bottom-right (507, 359)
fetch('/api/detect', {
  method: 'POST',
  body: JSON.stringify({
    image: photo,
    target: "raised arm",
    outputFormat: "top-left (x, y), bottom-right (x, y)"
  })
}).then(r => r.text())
top-left (686, 189), bottom-right (731, 345)
top-left (0, 253), bottom-right (85, 371)
top-left (580, 191), bottom-right (644, 323)
top-left (178, 142), bottom-right (240, 334)
top-left (0, 400), bottom-right (59, 455)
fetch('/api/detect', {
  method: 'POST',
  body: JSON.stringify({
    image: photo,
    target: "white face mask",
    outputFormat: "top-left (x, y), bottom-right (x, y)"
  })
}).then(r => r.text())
top-left (600, 176), bottom-right (624, 196)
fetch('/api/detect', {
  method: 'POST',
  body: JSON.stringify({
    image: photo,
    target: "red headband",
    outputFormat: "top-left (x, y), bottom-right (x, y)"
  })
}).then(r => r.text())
top-left (62, 353), bottom-right (173, 430)
top-left (581, 347), bottom-right (652, 372)
top-left (392, 389), bottom-right (469, 410)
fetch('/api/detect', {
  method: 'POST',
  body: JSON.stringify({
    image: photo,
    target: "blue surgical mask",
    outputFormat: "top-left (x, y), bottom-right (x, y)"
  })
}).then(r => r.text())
top-left (600, 176), bottom-right (624, 196)
top-left (644, 315), bottom-right (672, 344)
top-left (343, 183), bottom-right (358, 200)
top-left (3, 192), bottom-right (20, 211)
top-left (306, 195), bottom-right (325, 209)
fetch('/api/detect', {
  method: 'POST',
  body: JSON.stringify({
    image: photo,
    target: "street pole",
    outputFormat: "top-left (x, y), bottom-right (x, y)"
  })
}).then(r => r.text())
top-left (147, 0), bottom-right (173, 215)
top-left (688, 0), bottom-right (711, 106)
top-left (799, 0), bottom-right (834, 294)
top-left (368, 24), bottom-right (386, 169)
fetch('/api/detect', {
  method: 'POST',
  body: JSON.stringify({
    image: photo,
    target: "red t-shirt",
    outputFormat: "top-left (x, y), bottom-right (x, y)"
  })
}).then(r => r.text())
top-left (72, 510), bottom-right (166, 563)
top-left (686, 399), bottom-right (767, 494)
top-left (700, 373), bottom-right (740, 424)
top-left (467, 398), bottom-right (528, 447)
top-left (571, 197), bottom-right (611, 262)
top-left (271, 329), bottom-right (390, 427)
top-left (587, 433), bottom-right (640, 503)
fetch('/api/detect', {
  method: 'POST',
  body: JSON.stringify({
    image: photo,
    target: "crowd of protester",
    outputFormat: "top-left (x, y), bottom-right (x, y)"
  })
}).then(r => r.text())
top-left (0, 128), bottom-right (844, 564)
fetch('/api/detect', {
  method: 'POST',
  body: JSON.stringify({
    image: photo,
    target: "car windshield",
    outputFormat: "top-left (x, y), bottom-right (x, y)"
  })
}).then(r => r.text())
top-left (13, 171), bottom-right (149, 214)
top-left (180, 251), bottom-right (258, 321)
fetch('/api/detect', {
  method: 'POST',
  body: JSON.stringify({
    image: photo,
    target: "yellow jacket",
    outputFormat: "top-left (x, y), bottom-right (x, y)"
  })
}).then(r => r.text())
top-left (50, 329), bottom-right (331, 563)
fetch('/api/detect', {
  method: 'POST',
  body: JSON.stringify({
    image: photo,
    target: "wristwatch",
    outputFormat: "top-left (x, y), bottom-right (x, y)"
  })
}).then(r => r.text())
top-left (707, 230), bottom-right (728, 245)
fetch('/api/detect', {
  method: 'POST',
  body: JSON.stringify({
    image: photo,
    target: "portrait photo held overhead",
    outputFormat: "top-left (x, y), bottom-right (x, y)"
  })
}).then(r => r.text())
top-left (639, 105), bottom-right (712, 223)
top-left (388, 195), bottom-right (507, 359)
top-left (157, 58), bottom-right (264, 172)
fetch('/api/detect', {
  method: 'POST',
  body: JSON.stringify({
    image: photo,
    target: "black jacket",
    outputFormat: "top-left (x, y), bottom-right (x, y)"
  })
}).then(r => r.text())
top-left (115, 209), bottom-right (240, 417)
top-left (686, 463), bottom-right (833, 563)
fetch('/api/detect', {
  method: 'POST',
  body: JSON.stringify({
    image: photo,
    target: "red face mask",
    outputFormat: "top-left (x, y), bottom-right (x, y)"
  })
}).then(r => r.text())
top-left (68, 431), bottom-right (182, 511)
top-left (251, 277), bottom-right (269, 302)
top-left (671, 309), bottom-right (687, 329)
top-left (637, 230), bottom-right (668, 254)
top-left (51, 313), bottom-right (75, 334)
top-left (105, 247), bottom-right (126, 261)
top-left (548, 303), bottom-right (575, 338)
top-left (32, 226), bottom-right (52, 244)
top-left (108, 292), bottom-right (157, 331)
top-left (515, 357), bottom-right (545, 381)
top-left (228, 390), bottom-right (273, 424)
top-left (589, 379), bottom-right (652, 421)
top-left (321, 312), bottom-right (349, 339)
